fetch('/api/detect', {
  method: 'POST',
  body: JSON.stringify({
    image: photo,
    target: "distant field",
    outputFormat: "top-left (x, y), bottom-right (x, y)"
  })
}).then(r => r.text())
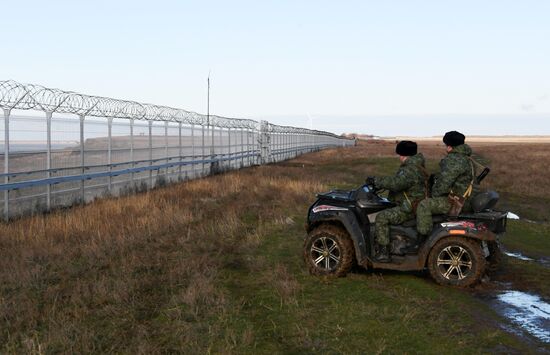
top-left (0, 141), bottom-right (548, 353)
top-left (364, 139), bottom-right (550, 221)
top-left (390, 136), bottom-right (550, 144)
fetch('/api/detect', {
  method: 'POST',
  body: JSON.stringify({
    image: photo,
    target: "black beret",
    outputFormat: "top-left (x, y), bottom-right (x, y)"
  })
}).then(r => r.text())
top-left (443, 131), bottom-right (465, 147)
top-left (396, 140), bottom-right (417, 156)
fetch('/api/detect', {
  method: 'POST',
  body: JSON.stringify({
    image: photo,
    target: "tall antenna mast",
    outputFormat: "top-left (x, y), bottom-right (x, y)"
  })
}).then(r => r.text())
top-left (207, 71), bottom-right (214, 157)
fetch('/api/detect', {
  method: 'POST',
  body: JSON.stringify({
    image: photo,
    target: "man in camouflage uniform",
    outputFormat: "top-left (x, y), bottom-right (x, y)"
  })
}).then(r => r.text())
top-left (369, 141), bottom-right (427, 262)
top-left (416, 131), bottom-right (474, 236)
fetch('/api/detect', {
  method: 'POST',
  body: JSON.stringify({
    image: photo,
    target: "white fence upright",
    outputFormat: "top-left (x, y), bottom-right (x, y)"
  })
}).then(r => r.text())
top-left (3, 109), bottom-right (9, 221)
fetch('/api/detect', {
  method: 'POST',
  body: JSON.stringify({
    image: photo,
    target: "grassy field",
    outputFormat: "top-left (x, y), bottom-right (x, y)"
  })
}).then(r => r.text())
top-left (0, 140), bottom-right (549, 353)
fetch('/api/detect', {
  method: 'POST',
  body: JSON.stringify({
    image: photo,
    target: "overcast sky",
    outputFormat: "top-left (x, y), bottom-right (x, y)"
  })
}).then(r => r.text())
top-left (1, 0), bottom-right (549, 135)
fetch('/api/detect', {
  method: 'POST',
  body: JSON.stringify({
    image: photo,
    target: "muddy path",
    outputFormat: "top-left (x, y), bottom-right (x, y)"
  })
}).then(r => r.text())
top-left (471, 259), bottom-right (550, 352)
top-left (474, 282), bottom-right (550, 351)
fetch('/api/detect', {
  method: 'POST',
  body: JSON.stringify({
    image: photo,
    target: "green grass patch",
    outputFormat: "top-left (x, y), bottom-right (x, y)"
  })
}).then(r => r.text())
top-left (503, 221), bottom-right (550, 257)
top-left (496, 257), bottom-right (550, 300)
top-left (213, 210), bottom-right (530, 353)
top-left (498, 192), bottom-right (550, 222)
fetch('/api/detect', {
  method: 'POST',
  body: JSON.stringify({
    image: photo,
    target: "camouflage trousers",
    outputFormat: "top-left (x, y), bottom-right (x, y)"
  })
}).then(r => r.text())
top-left (375, 207), bottom-right (414, 246)
top-left (416, 196), bottom-right (451, 236)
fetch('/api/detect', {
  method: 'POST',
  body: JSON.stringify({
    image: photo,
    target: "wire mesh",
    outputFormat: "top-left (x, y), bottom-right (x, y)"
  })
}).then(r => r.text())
top-left (0, 80), bottom-right (355, 219)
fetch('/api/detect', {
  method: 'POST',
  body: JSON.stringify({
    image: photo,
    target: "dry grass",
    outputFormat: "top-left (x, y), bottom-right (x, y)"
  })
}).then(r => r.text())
top-left (344, 139), bottom-right (550, 200)
top-left (0, 141), bottom-right (546, 352)
top-left (0, 164), bottom-right (326, 353)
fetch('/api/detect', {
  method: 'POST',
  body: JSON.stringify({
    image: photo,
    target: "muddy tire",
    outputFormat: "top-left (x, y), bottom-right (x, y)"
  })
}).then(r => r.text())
top-left (304, 224), bottom-right (355, 277)
top-left (428, 237), bottom-right (486, 287)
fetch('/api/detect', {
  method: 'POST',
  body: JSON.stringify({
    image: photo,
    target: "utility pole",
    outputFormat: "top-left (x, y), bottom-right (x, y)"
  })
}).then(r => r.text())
top-left (207, 72), bottom-right (216, 174)
top-left (207, 73), bottom-right (210, 130)
top-left (208, 73), bottom-right (213, 156)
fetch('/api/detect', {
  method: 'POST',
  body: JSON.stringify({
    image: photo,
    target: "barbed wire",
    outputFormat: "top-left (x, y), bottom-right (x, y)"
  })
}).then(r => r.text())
top-left (268, 122), bottom-right (340, 136)
top-left (0, 80), bottom-right (347, 138)
top-left (0, 80), bottom-right (258, 129)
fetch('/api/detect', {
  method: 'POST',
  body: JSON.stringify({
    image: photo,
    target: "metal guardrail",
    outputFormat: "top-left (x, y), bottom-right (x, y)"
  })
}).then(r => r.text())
top-left (0, 80), bottom-right (355, 220)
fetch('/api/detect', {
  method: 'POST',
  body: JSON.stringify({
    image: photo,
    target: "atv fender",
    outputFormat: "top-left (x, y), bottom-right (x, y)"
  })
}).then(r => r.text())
top-left (308, 210), bottom-right (368, 264)
top-left (417, 225), bottom-right (497, 267)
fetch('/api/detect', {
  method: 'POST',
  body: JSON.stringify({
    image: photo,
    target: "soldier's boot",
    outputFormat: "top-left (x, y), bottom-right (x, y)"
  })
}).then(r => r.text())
top-left (375, 245), bottom-right (391, 263)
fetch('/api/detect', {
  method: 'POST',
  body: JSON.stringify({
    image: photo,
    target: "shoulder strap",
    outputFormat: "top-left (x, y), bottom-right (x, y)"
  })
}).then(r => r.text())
top-left (462, 159), bottom-right (475, 198)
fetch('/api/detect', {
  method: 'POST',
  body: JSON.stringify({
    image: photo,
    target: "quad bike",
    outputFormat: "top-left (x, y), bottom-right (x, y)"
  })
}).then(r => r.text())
top-left (303, 183), bottom-right (506, 287)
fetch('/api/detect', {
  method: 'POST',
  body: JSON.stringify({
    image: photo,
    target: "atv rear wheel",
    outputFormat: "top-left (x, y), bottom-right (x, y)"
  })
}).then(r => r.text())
top-left (428, 237), bottom-right (486, 287)
top-left (304, 224), bottom-right (355, 277)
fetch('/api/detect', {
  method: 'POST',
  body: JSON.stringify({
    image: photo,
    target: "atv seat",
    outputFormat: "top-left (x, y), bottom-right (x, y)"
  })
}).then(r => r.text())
top-left (401, 215), bottom-right (446, 228)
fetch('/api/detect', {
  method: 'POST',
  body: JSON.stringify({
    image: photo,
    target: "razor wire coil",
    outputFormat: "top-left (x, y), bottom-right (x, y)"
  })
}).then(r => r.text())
top-left (0, 80), bottom-right (343, 137)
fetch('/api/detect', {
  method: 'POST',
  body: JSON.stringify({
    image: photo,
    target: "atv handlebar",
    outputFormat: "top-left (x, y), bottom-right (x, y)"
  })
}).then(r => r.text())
top-left (365, 176), bottom-right (376, 187)
top-left (364, 178), bottom-right (384, 194)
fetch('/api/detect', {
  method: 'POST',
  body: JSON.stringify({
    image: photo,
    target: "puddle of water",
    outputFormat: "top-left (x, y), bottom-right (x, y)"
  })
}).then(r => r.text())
top-left (504, 251), bottom-right (534, 261)
top-left (495, 290), bottom-right (550, 343)
top-left (502, 248), bottom-right (550, 269)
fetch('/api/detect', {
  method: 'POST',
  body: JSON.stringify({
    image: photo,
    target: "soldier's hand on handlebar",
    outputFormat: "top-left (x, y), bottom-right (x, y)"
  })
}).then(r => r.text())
top-left (365, 176), bottom-right (376, 186)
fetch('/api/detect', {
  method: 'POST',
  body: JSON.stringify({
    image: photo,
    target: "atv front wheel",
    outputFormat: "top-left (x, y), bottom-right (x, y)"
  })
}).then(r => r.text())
top-left (304, 224), bottom-right (355, 277)
top-left (427, 237), bottom-right (486, 287)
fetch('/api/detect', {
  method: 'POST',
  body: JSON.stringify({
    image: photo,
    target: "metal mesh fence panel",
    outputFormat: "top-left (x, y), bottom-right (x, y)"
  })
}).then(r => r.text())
top-left (0, 80), bottom-right (355, 219)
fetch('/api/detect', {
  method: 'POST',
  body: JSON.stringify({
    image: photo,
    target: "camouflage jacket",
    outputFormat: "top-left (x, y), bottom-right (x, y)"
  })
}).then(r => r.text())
top-left (432, 144), bottom-right (474, 198)
top-left (374, 153), bottom-right (427, 206)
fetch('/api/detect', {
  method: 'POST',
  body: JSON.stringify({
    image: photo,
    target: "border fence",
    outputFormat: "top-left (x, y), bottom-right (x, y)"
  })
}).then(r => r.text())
top-left (0, 80), bottom-right (355, 220)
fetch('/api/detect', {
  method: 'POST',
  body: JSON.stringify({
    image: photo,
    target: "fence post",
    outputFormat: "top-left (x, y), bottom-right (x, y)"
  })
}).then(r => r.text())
top-left (240, 127), bottom-right (244, 168)
top-left (291, 133), bottom-right (295, 158)
top-left (296, 133), bottom-right (299, 157)
top-left (246, 127), bottom-right (250, 167)
top-left (179, 122), bottom-right (183, 180)
top-left (130, 118), bottom-right (134, 186)
top-left (219, 125), bottom-right (222, 163)
top-left (201, 123), bottom-right (205, 177)
top-left (148, 120), bottom-right (153, 188)
top-left (46, 111), bottom-right (52, 211)
top-left (3, 108), bottom-right (10, 221)
top-left (284, 131), bottom-right (288, 160)
top-left (164, 121), bottom-right (168, 181)
top-left (259, 120), bottom-right (271, 164)
top-left (191, 123), bottom-right (196, 179)
top-left (274, 132), bottom-right (277, 161)
top-left (212, 122), bottom-right (216, 173)
top-left (107, 117), bottom-right (113, 193)
top-left (287, 132), bottom-right (293, 159)
top-left (291, 132), bottom-right (294, 157)
top-left (289, 132), bottom-right (291, 158)
top-left (79, 114), bottom-right (85, 203)
top-left (228, 127), bottom-right (231, 170)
